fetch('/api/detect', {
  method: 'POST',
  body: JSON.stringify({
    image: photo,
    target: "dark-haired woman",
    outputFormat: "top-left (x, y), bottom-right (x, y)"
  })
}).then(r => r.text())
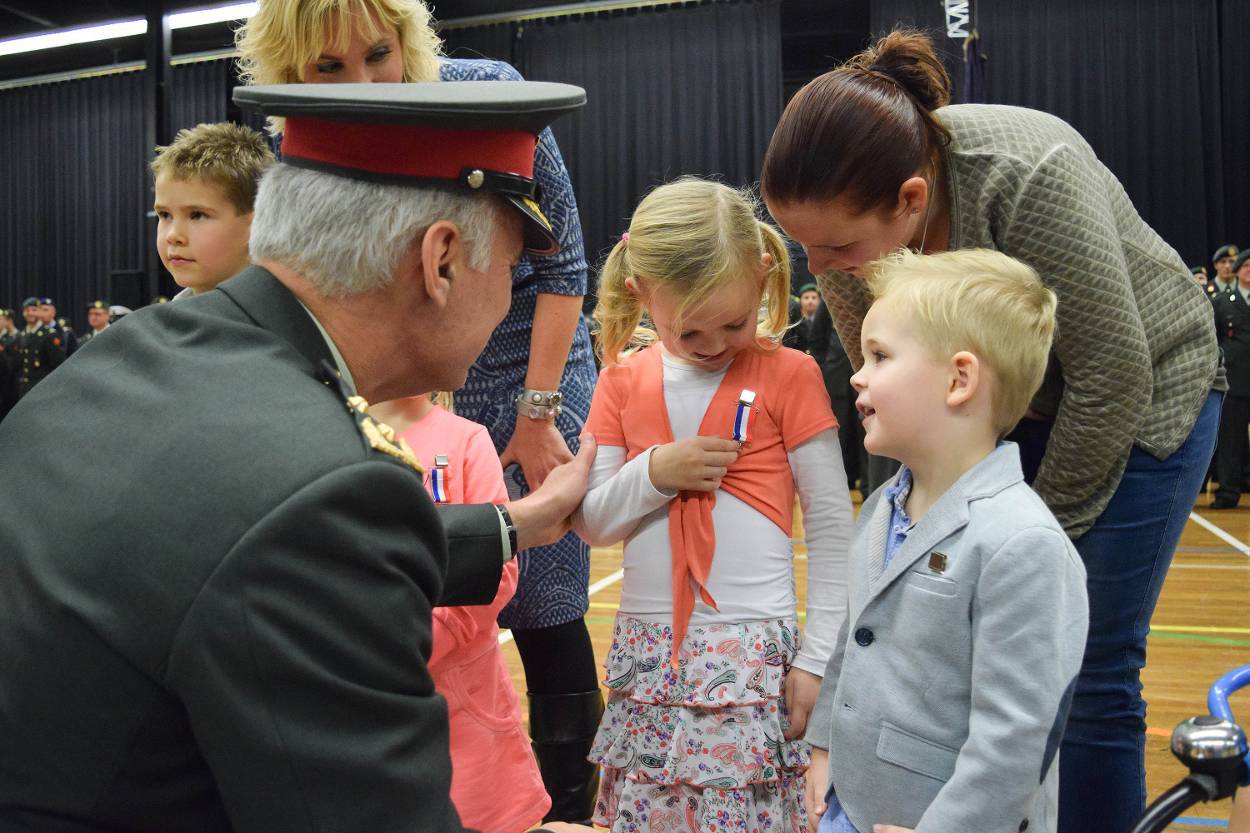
top-left (762, 30), bottom-right (1223, 833)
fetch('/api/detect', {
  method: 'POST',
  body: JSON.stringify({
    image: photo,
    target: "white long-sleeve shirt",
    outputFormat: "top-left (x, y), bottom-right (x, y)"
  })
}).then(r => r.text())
top-left (575, 353), bottom-right (852, 675)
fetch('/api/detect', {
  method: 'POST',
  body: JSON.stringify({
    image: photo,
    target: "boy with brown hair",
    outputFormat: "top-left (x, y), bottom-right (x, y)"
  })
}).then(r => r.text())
top-left (151, 122), bottom-right (274, 295)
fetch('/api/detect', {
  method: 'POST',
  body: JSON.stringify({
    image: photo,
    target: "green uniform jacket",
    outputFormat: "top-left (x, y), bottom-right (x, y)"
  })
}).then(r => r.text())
top-left (0, 267), bottom-right (503, 832)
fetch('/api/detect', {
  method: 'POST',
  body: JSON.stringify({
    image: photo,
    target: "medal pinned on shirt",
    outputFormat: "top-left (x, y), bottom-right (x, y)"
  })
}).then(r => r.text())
top-left (732, 389), bottom-right (756, 448)
top-left (430, 454), bottom-right (450, 503)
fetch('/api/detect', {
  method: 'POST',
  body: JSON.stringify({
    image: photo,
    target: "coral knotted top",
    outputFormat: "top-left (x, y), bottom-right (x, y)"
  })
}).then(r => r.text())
top-left (587, 344), bottom-right (837, 666)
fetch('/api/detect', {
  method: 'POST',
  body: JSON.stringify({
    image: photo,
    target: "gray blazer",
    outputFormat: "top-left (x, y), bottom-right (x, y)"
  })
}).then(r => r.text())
top-left (806, 443), bottom-right (1088, 833)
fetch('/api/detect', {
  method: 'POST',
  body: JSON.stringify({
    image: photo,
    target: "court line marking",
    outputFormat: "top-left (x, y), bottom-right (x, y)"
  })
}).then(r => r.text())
top-left (1153, 625), bottom-right (1250, 635)
top-left (1188, 512), bottom-right (1250, 556)
top-left (1169, 563), bottom-right (1250, 570)
top-left (498, 568), bottom-right (624, 646)
top-left (1173, 817), bottom-right (1230, 829)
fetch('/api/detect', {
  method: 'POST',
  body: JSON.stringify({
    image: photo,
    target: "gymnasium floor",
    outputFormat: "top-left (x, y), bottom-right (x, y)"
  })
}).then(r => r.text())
top-left (501, 489), bottom-right (1250, 830)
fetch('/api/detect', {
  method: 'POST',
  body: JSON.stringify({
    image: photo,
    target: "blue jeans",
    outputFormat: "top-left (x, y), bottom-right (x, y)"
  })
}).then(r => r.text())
top-left (1010, 392), bottom-right (1221, 833)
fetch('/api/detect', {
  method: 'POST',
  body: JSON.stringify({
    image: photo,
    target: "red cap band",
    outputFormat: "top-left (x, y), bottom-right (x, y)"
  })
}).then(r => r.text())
top-left (282, 117), bottom-right (537, 180)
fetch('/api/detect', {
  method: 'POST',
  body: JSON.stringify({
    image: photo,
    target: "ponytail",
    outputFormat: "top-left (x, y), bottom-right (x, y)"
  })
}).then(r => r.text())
top-left (761, 28), bottom-right (952, 213)
top-left (756, 220), bottom-right (793, 344)
top-left (592, 239), bottom-right (656, 365)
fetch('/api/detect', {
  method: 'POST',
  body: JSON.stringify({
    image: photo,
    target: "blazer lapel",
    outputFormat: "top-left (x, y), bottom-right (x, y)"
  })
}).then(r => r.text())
top-left (870, 492), bottom-right (970, 597)
top-left (215, 266), bottom-right (336, 373)
top-left (864, 444), bottom-right (1025, 600)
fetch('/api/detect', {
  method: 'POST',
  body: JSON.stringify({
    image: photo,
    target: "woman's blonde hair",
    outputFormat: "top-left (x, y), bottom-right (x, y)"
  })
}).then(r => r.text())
top-left (593, 177), bottom-right (792, 365)
top-left (865, 248), bottom-right (1057, 435)
top-left (236, 0), bottom-right (442, 131)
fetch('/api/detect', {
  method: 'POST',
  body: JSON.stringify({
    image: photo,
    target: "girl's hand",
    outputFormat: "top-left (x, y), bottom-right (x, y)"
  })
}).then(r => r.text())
top-left (872, 827), bottom-right (915, 833)
top-left (806, 746), bottom-right (829, 823)
top-left (783, 667), bottom-right (821, 740)
top-left (501, 416), bottom-right (574, 490)
top-left (648, 437), bottom-right (740, 492)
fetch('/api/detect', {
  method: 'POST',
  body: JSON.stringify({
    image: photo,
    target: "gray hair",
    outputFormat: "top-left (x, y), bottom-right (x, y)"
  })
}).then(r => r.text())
top-left (250, 163), bottom-right (499, 298)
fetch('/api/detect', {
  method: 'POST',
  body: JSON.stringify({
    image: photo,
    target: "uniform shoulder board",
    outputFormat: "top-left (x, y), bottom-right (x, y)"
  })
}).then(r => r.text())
top-left (318, 359), bottom-right (424, 475)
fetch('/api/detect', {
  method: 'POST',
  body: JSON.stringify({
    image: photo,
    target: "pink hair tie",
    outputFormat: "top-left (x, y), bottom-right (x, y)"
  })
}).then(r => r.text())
top-left (620, 232), bottom-right (629, 244)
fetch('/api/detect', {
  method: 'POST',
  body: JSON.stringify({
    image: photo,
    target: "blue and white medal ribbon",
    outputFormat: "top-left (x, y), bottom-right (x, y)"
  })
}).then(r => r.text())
top-left (430, 454), bottom-right (450, 503)
top-left (732, 389), bottom-right (756, 447)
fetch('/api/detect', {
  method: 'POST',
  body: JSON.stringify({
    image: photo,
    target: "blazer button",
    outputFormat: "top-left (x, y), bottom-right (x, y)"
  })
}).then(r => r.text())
top-left (1019, 820), bottom-right (1029, 832)
top-left (854, 627), bottom-right (874, 646)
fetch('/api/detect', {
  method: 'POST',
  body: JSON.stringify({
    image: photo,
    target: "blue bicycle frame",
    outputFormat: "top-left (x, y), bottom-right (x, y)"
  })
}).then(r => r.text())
top-left (1128, 663), bottom-right (1250, 833)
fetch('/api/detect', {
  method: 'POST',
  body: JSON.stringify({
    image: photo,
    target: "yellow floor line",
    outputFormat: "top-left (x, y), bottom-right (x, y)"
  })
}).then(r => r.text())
top-left (1152, 625), bottom-right (1250, 635)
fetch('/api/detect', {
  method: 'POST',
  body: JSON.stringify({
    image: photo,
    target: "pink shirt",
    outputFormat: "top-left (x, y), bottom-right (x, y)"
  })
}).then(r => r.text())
top-left (399, 405), bottom-right (550, 833)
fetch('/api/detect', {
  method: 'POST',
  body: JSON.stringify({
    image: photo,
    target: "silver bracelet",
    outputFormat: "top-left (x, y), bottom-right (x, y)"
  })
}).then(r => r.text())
top-left (516, 387), bottom-right (562, 420)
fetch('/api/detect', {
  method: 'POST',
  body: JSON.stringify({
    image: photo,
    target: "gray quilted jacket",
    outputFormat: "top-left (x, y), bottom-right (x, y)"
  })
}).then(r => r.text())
top-left (817, 103), bottom-right (1222, 538)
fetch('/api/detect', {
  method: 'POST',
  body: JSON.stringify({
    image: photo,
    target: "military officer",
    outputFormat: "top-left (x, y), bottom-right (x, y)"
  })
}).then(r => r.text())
top-left (0, 308), bottom-right (15, 344)
top-left (16, 295), bottom-right (66, 400)
top-left (1211, 249), bottom-right (1250, 507)
top-left (78, 299), bottom-right (111, 347)
top-left (37, 296), bottom-right (78, 356)
top-left (0, 309), bottom-right (15, 418)
top-left (0, 82), bottom-right (594, 833)
top-left (1193, 265), bottom-right (1217, 298)
top-left (1213, 244), bottom-right (1240, 294)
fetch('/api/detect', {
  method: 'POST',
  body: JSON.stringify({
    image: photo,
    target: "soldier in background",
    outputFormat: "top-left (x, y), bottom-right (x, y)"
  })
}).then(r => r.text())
top-left (1192, 265), bottom-right (1216, 298)
top-left (0, 309), bottom-right (16, 419)
top-left (78, 300), bottom-right (111, 347)
top-left (1213, 244), bottom-right (1239, 293)
top-left (1211, 249), bottom-right (1250, 508)
top-left (37, 297), bottom-right (78, 356)
top-left (16, 296), bottom-right (66, 400)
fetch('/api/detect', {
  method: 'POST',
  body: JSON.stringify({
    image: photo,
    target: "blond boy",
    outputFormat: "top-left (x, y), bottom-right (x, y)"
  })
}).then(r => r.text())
top-left (805, 248), bottom-right (1089, 833)
top-left (151, 123), bottom-right (274, 295)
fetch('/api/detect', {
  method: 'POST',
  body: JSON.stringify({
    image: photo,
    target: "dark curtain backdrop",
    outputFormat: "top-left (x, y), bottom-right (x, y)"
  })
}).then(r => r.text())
top-left (0, 58), bottom-right (238, 325)
top-left (868, 0), bottom-right (1247, 269)
top-left (0, 71), bottom-right (147, 324)
top-left (444, 0), bottom-right (784, 273)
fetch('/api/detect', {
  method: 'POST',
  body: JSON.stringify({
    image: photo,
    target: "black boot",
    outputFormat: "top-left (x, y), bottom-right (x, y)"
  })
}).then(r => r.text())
top-left (528, 689), bottom-right (604, 824)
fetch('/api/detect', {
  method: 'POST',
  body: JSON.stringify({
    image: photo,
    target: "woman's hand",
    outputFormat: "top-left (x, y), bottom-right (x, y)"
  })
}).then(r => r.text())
top-left (648, 437), bottom-right (740, 492)
top-left (783, 667), bottom-right (821, 740)
top-left (806, 746), bottom-right (829, 823)
top-left (501, 416), bottom-right (574, 490)
top-left (872, 827), bottom-right (915, 833)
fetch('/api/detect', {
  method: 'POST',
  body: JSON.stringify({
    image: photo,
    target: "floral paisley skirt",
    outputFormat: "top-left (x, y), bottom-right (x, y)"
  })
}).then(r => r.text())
top-left (589, 616), bottom-right (810, 833)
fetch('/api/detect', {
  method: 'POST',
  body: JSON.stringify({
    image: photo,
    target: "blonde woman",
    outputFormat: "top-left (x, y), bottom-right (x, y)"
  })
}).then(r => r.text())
top-left (237, 1), bottom-right (603, 823)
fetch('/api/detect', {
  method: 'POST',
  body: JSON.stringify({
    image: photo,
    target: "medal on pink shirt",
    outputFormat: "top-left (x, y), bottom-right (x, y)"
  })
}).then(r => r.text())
top-left (732, 389), bottom-right (756, 447)
top-left (430, 454), bottom-right (450, 503)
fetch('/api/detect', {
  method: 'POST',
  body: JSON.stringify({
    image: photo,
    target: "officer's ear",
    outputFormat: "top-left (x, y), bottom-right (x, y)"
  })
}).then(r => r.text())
top-left (418, 220), bottom-right (464, 307)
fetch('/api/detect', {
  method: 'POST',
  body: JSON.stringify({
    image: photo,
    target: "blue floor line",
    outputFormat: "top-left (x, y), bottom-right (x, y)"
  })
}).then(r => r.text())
top-left (1172, 816), bottom-right (1229, 828)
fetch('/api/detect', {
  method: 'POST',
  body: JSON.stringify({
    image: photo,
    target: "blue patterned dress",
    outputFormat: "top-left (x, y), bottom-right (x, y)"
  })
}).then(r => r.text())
top-left (440, 58), bottom-right (597, 630)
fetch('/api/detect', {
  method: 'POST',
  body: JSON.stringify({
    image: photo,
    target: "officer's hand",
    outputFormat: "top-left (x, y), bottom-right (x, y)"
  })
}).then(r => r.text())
top-left (528, 824), bottom-right (596, 833)
top-left (507, 434), bottom-right (596, 551)
top-left (648, 436), bottom-right (740, 493)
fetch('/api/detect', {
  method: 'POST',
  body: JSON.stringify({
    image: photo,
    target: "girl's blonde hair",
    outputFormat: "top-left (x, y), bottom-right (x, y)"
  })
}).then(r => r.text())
top-left (865, 248), bottom-right (1057, 435)
top-left (594, 177), bottom-right (792, 365)
top-left (235, 0), bottom-right (443, 132)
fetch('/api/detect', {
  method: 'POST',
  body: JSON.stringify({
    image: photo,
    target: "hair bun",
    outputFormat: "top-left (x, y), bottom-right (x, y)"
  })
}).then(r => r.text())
top-left (854, 30), bottom-right (951, 112)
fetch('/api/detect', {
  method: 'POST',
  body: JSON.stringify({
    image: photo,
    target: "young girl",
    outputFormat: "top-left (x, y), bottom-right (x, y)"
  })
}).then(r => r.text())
top-left (574, 177), bottom-right (853, 832)
top-left (370, 394), bottom-right (551, 833)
